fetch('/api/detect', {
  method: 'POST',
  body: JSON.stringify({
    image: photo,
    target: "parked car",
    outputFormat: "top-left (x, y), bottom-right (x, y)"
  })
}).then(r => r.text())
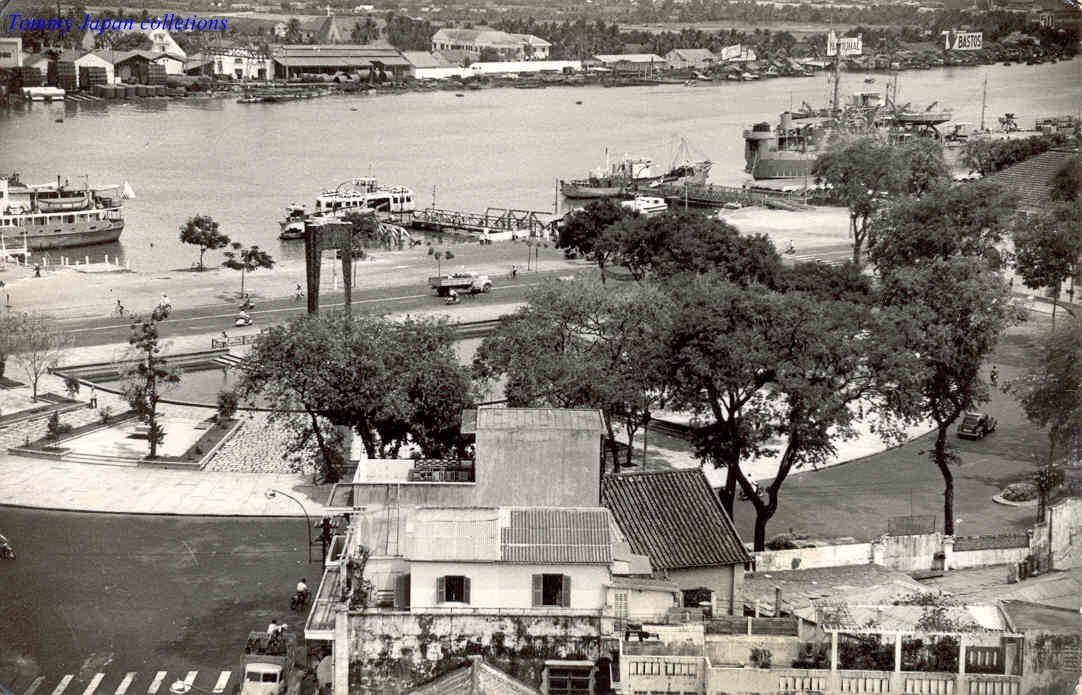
top-left (957, 412), bottom-right (997, 440)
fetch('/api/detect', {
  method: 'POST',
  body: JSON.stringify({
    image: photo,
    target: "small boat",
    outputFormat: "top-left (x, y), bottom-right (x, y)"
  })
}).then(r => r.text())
top-left (279, 177), bottom-right (416, 235)
top-left (620, 196), bottom-right (668, 217)
top-left (278, 203), bottom-right (307, 240)
top-left (38, 194), bottom-right (88, 212)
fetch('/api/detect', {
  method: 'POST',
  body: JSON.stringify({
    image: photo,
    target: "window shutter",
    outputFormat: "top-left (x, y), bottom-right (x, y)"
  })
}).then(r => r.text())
top-left (394, 574), bottom-right (410, 610)
top-left (531, 574), bottom-right (542, 607)
top-left (437, 576), bottom-right (446, 604)
top-left (561, 575), bottom-right (572, 608)
top-left (463, 577), bottom-right (471, 605)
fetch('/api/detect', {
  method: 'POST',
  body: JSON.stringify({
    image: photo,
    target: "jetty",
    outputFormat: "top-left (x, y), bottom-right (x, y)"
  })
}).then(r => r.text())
top-left (398, 207), bottom-right (558, 239)
top-left (657, 182), bottom-right (816, 211)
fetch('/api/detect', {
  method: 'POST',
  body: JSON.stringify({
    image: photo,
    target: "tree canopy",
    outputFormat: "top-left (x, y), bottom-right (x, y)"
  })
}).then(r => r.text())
top-left (222, 243), bottom-right (275, 296)
top-left (179, 215), bottom-right (230, 271)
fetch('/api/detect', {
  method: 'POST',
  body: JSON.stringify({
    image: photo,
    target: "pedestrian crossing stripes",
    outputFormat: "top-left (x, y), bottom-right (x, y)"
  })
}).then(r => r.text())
top-left (19, 670), bottom-right (236, 695)
top-left (22, 677), bottom-right (45, 695)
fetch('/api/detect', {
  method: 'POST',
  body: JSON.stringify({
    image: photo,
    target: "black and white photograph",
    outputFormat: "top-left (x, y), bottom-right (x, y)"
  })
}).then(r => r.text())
top-left (0, 0), bottom-right (1079, 692)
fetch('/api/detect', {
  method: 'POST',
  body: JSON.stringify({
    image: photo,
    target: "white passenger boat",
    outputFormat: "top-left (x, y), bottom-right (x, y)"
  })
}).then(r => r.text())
top-left (279, 177), bottom-right (416, 239)
top-left (620, 196), bottom-right (669, 217)
top-left (0, 174), bottom-right (133, 250)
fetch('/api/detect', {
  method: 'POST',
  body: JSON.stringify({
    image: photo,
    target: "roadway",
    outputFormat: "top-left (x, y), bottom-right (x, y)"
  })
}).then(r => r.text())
top-left (54, 269), bottom-right (576, 349)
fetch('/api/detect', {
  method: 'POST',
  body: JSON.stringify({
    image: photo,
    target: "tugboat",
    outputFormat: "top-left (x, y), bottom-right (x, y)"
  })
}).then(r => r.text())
top-left (0, 174), bottom-right (133, 250)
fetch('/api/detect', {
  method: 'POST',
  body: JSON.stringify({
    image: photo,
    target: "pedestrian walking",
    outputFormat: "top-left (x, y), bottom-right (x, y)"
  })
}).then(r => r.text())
top-left (89, 385), bottom-right (98, 409)
top-left (33, 264), bottom-right (41, 277)
top-left (511, 264), bottom-right (518, 278)
top-left (990, 365), bottom-right (999, 386)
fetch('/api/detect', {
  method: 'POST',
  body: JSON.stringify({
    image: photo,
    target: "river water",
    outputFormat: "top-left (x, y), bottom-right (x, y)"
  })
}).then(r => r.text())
top-left (2, 58), bottom-right (1078, 271)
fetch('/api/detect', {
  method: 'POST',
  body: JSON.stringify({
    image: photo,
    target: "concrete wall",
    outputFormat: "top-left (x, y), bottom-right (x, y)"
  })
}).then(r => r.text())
top-left (950, 546), bottom-right (1029, 570)
top-left (606, 585), bottom-right (679, 623)
top-left (408, 562), bottom-right (610, 612)
top-left (670, 565), bottom-right (743, 616)
top-left (474, 428), bottom-right (601, 507)
top-left (622, 655), bottom-right (705, 694)
top-left (412, 67), bottom-right (469, 80)
top-left (754, 543), bottom-right (872, 572)
top-left (346, 610), bottom-right (607, 694)
top-left (1030, 498), bottom-right (1082, 570)
top-left (348, 481), bottom-right (475, 508)
top-left (876, 532), bottom-right (944, 572)
top-left (467, 60), bottom-right (580, 74)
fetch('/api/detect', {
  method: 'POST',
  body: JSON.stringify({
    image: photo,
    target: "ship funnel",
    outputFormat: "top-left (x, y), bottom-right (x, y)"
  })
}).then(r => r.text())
top-left (780, 111), bottom-right (793, 132)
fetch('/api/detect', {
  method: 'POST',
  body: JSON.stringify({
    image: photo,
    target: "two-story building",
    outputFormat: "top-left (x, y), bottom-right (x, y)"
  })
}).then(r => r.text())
top-left (429, 28), bottom-right (550, 61)
top-left (306, 408), bottom-right (683, 695)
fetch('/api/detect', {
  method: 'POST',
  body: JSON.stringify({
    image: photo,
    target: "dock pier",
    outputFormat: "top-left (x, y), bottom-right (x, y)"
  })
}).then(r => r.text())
top-left (399, 207), bottom-right (558, 239)
top-left (657, 182), bottom-right (815, 211)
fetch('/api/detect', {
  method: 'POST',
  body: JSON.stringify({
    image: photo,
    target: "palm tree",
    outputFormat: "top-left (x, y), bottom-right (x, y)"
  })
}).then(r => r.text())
top-left (222, 243), bottom-right (275, 296)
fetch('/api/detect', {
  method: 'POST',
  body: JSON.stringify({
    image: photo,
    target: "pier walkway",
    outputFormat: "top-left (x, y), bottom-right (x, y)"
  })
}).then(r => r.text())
top-left (398, 207), bottom-right (557, 238)
top-left (658, 181), bottom-right (816, 211)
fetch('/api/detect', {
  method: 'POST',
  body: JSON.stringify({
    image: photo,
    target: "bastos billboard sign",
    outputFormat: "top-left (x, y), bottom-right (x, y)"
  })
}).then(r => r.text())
top-left (942, 30), bottom-right (983, 50)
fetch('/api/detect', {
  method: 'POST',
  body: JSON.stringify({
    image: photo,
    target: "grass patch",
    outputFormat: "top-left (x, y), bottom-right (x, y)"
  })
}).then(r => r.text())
top-left (154, 418), bottom-right (238, 463)
top-left (21, 410), bottom-right (139, 451)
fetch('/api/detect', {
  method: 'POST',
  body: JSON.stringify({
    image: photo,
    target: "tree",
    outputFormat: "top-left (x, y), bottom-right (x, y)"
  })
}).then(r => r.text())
top-left (179, 215), bottom-right (231, 271)
top-left (1050, 156), bottom-right (1080, 203)
top-left (1012, 202), bottom-right (1080, 329)
top-left (880, 258), bottom-right (1015, 536)
top-left (555, 198), bottom-right (634, 281)
top-left (122, 316), bottom-right (181, 459)
top-left (869, 181), bottom-right (1018, 270)
top-left (10, 313), bottom-right (70, 400)
top-left (474, 278), bottom-right (672, 472)
top-left (602, 209), bottom-right (780, 285)
top-left (776, 261), bottom-right (874, 303)
top-left (241, 313), bottom-right (474, 480)
top-left (1008, 314), bottom-right (1082, 472)
top-left (222, 243), bottom-right (275, 296)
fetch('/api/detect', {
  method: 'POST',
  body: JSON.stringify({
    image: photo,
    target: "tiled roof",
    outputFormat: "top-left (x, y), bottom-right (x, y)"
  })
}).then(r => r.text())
top-left (668, 48), bottom-right (716, 60)
top-left (408, 656), bottom-right (541, 695)
top-left (402, 50), bottom-right (444, 68)
top-left (409, 507), bottom-right (500, 561)
top-left (501, 508), bottom-right (612, 564)
top-left (601, 470), bottom-right (751, 570)
top-left (984, 148), bottom-right (1078, 211)
top-left (461, 408), bottom-right (605, 433)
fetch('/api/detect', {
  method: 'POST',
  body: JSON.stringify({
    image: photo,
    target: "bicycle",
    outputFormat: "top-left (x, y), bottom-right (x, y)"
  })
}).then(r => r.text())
top-left (294, 285), bottom-right (305, 302)
top-left (113, 301), bottom-right (126, 318)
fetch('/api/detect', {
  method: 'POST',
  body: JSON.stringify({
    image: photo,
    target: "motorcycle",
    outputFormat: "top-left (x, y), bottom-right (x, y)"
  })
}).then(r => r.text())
top-left (290, 589), bottom-right (310, 611)
top-left (235, 312), bottom-right (253, 327)
top-left (240, 298), bottom-right (255, 311)
top-left (445, 294), bottom-right (460, 306)
top-left (0, 534), bottom-right (15, 560)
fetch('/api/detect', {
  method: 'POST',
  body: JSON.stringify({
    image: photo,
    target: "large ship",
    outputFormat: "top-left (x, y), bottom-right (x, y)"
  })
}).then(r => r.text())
top-left (561, 141), bottom-right (712, 199)
top-left (0, 174), bottom-right (132, 250)
top-left (279, 177), bottom-right (416, 239)
top-left (743, 93), bottom-right (952, 180)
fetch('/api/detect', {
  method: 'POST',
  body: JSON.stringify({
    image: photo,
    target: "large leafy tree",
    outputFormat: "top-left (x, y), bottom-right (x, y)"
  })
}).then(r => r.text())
top-left (122, 316), bottom-right (181, 459)
top-left (879, 259), bottom-right (1015, 536)
top-left (1008, 314), bottom-right (1082, 469)
top-left (178, 215), bottom-right (230, 271)
top-left (813, 137), bottom-right (948, 267)
top-left (813, 137), bottom-right (899, 268)
top-left (222, 243), bottom-right (275, 296)
top-left (1012, 202), bottom-right (1080, 329)
top-left (555, 199), bottom-right (633, 282)
top-left (241, 314), bottom-right (474, 481)
top-left (603, 209), bottom-right (780, 285)
top-left (474, 278), bottom-right (672, 472)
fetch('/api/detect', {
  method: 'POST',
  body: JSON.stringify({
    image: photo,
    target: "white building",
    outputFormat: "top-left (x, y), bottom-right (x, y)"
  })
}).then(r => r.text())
top-left (0, 37), bottom-right (22, 69)
top-left (430, 28), bottom-right (551, 61)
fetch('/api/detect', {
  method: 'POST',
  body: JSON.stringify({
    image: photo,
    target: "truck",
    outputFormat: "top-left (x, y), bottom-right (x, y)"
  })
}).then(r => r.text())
top-left (237, 631), bottom-right (301, 695)
top-left (428, 272), bottom-right (493, 297)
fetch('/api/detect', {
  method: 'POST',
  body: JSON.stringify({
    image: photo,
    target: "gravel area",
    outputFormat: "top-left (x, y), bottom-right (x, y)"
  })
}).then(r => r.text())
top-left (204, 410), bottom-right (316, 474)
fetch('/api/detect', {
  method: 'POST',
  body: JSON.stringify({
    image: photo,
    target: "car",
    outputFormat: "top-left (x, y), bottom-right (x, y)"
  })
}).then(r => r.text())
top-left (957, 412), bottom-right (997, 440)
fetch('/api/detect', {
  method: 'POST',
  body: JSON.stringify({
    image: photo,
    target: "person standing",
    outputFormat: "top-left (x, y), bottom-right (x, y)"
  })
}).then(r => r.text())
top-left (990, 365), bottom-right (999, 387)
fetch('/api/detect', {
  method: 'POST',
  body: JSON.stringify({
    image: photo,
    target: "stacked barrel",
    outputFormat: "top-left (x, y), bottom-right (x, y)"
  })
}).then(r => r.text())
top-left (12, 66), bottom-right (44, 88)
top-left (56, 60), bottom-right (78, 92)
top-left (80, 66), bottom-right (109, 92)
top-left (147, 63), bottom-right (167, 87)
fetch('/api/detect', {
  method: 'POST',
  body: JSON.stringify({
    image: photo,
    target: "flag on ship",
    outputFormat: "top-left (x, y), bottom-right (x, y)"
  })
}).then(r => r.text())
top-left (121, 181), bottom-right (136, 200)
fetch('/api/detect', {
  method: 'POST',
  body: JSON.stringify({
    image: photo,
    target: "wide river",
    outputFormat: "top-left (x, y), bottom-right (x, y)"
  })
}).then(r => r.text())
top-left (2, 58), bottom-right (1079, 271)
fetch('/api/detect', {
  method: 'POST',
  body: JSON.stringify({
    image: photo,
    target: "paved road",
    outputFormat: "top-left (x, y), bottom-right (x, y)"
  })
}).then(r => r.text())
top-left (54, 270), bottom-right (574, 349)
top-left (0, 508), bottom-right (319, 691)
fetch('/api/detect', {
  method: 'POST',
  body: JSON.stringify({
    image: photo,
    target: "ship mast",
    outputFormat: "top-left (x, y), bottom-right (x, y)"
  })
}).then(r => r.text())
top-left (980, 74), bottom-right (988, 132)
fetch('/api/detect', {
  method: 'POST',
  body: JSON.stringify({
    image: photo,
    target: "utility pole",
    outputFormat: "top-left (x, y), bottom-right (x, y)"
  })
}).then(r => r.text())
top-left (979, 74), bottom-right (988, 132)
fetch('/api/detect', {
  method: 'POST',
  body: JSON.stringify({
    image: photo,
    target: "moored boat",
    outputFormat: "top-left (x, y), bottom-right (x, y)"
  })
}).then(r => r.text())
top-left (620, 195), bottom-right (668, 216)
top-left (279, 177), bottom-right (416, 236)
top-left (0, 174), bottom-right (132, 250)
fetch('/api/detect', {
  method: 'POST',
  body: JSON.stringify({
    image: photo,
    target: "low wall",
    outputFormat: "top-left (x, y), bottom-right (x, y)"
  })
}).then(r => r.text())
top-left (754, 543), bottom-right (872, 572)
top-left (347, 610), bottom-right (607, 694)
top-left (705, 634), bottom-right (801, 669)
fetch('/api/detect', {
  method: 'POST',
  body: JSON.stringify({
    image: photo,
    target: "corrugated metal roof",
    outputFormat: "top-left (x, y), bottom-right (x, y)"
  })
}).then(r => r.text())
top-left (984, 148), bottom-right (1077, 211)
top-left (601, 470), bottom-right (751, 570)
top-left (500, 508), bottom-right (612, 564)
top-left (408, 508), bottom-right (500, 561)
top-left (463, 408), bottom-right (605, 433)
top-left (594, 53), bottom-right (666, 63)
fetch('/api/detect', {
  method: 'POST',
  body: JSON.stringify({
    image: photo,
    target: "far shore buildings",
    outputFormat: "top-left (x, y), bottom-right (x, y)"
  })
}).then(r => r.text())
top-left (430, 28), bottom-right (551, 61)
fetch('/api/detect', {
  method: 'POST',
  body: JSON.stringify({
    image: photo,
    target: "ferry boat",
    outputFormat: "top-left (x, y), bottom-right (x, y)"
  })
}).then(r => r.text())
top-left (279, 177), bottom-right (416, 239)
top-left (0, 174), bottom-right (132, 250)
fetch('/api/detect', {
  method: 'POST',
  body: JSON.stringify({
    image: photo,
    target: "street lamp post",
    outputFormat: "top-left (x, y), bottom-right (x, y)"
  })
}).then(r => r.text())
top-left (266, 488), bottom-right (313, 564)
